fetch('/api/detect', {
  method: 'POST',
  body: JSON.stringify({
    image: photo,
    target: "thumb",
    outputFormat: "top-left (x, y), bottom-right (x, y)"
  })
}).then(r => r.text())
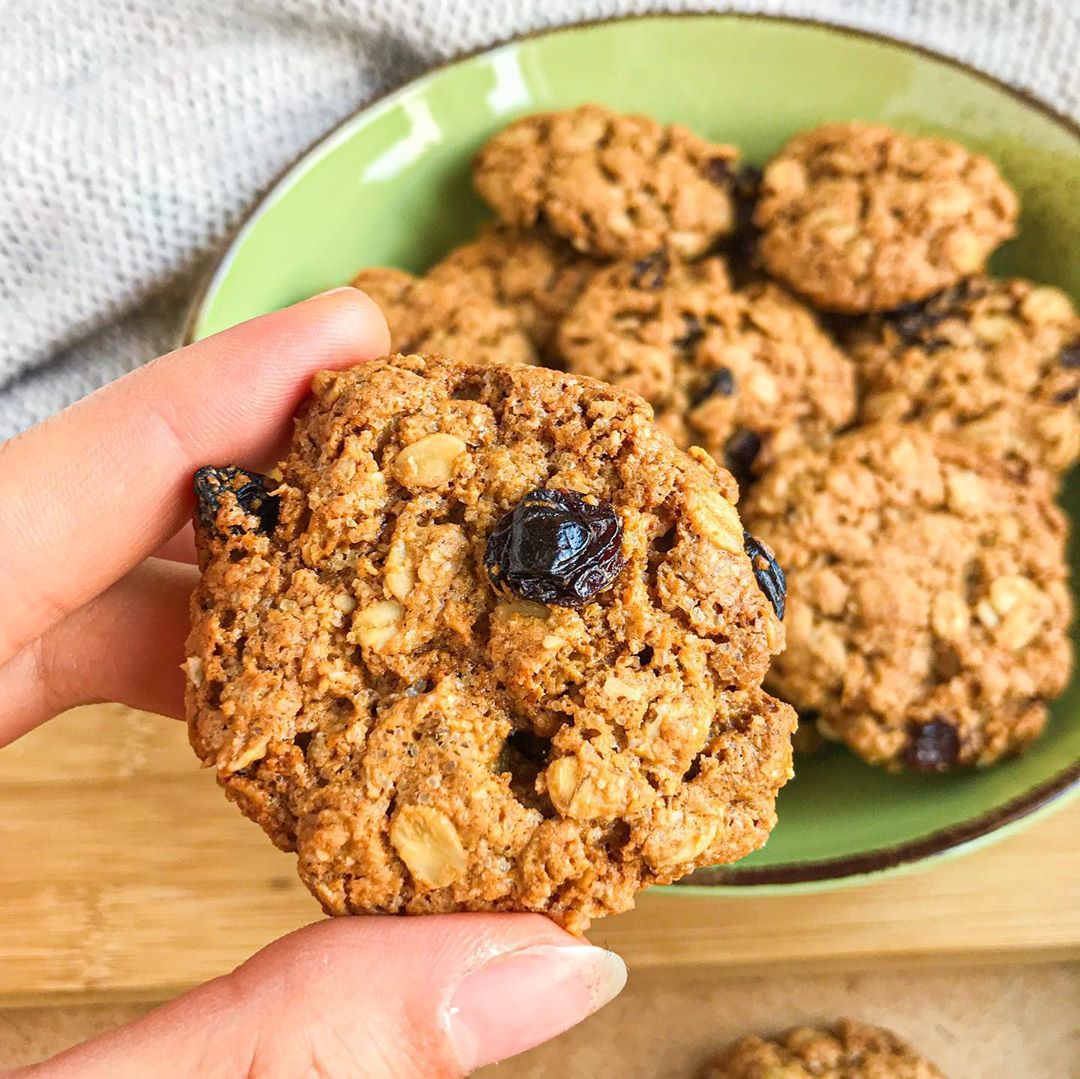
top-left (22, 915), bottom-right (627, 1078)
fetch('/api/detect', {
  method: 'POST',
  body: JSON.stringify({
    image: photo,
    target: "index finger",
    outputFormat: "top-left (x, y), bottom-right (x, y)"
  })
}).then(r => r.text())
top-left (0, 288), bottom-right (390, 664)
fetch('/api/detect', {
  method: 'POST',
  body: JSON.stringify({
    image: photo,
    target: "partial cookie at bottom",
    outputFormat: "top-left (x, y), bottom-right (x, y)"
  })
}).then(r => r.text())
top-left (708, 1018), bottom-right (948, 1079)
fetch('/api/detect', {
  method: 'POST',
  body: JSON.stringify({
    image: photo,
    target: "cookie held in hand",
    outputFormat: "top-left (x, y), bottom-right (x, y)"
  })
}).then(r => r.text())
top-left (186, 354), bottom-right (796, 931)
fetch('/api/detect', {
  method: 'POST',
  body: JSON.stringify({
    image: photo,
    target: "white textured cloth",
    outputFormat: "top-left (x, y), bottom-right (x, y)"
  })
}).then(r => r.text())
top-left (2, 0), bottom-right (1077, 438)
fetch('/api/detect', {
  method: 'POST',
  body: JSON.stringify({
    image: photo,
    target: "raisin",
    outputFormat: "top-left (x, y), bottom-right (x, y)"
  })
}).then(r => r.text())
top-left (885, 300), bottom-right (942, 344)
top-left (602, 819), bottom-right (632, 856)
top-left (193, 465), bottom-right (280, 536)
top-left (673, 313), bottom-right (706, 352)
top-left (630, 249), bottom-right (670, 291)
top-left (682, 753), bottom-right (704, 782)
top-left (1059, 341), bottom-right (1080, 369)
top-left (704, 156), bottom-right (734, 186)
top-left (691, 366), bottom-right (736, 406)
top-left (884, 280), bottom-right (978, 346)
top-left (818, 311), bottom-right (861, 340)
top-left (904, 717), bottom-right (961, 772)
top-left (484, 489), bottom-right (625, 607)
top-left (743, 530), bottom-right (786, 620)
top-left (725, 428), bottom-right (762, 488)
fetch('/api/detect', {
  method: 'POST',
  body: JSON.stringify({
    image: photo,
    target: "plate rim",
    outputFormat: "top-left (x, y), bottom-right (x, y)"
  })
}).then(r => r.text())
top-left (676, 759), bottom-right (1080, 888)
top-left (181, 9), bottom-right (1080, 346)
top-left (181, 10), bottom-right (1080, 888)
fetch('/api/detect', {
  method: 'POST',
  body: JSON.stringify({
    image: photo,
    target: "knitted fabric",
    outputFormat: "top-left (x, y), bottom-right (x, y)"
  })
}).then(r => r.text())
top-left (1, 0), bottom-right (1076, 437)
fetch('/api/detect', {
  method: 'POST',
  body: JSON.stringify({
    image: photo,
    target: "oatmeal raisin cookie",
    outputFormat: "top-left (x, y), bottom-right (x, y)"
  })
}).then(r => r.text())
top-left (558, 252), bottom-right (856, 485)
top-left (186, 355), bottom-right (796, 930)
top-left (755, 122), bottom-right (1018, 312)
top-left (708, 1018), bottom-right (948, 1079)
top-left (744, 424), bottom-right (1071, 770)
top-left (427, 222), bottom-right (599, 357)
top-left (850, 277), bottom-right (1080, 479)
top-left (351, 266), bottom-right (535, 367)
top-left (473, 103), bottom-right (740, 259)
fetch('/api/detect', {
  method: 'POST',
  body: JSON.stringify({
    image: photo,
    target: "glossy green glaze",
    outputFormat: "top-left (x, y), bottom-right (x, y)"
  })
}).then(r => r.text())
top-left (189, 15), bottom-right (1080, 888)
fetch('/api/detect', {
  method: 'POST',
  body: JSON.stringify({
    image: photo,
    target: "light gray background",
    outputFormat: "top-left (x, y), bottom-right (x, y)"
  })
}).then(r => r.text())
top-left (2, 0), bottom-right (1077, 438)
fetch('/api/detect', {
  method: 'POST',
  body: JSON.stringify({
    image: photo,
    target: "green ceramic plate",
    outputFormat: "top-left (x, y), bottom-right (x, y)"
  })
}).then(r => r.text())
top-left (187, 14), bottom-right (1080, 891)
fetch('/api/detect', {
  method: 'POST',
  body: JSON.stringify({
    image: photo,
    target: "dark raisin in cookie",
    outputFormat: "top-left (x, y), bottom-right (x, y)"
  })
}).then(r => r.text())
top-left (186, 354), bottom-right (796, 931)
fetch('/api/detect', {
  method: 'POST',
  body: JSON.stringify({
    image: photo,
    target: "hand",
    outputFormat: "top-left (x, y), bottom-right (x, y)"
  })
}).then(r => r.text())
top-left (1, 290), bottom-right (626, 1078)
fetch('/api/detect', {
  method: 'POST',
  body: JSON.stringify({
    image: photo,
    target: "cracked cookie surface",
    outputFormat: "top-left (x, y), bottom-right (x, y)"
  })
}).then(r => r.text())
top-left (473, 103), bottom-right (739, 259)
top-left (744, 424), bottom-right (1071, 771)
top-left (755, 122), bottom-right (1018, 313)
top-left (427, 222), bottom-right (599, 357)
top-left (850, 277), bottom-right (1080, 480)
top-left (185, 354), bottom-right (795, 931)
top-left (351, 266), bottom-right (536, 367)
top-left (558, 253), bottom-right (856, 486)
top-left (708, 1018), bottom-right (948, 1079)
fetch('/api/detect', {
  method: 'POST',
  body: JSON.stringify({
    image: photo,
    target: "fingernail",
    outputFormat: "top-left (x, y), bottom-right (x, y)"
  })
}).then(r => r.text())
top-left (447, 943), bottom-right (627, 1070)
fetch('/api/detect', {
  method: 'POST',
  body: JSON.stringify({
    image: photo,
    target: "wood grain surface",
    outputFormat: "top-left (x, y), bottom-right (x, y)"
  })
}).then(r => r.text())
top-left (1, 704), bottom-right (1078, 1005)
top-left (4, 962), bottom-right (1079, 1078)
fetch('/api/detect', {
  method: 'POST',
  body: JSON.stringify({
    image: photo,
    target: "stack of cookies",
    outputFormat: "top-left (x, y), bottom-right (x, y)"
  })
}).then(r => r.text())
top-left (183, 105), bottom-right (1076, 933)
top-left (354, 103), bottom-right (1079, 775)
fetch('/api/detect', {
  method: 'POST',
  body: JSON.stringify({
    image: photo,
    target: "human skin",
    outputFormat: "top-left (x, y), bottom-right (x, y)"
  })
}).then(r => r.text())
top-left (0, 289), bottom-right (626, 1078)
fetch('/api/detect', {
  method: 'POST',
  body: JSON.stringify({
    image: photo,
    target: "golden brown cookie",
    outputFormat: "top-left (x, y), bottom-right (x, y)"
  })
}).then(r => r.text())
top-left (755, 123), bottom-right (1018, 313)
top-left (473, 103), bottom-right (740, 259)
top-left (351, 266), bottom-right (535, 366)
top-left (558, 251), bottom-right (856, 486)
top-left (708, 1019), bottom-right (948, 1079)
top-left (851, 277), bottom-right (1080, 479)
top-left (744, 424), bottom-right (1072, 771)
top-left (185, 355), bottom-right (796, 931)
top-left (427, 222), bottom-right (600, 357)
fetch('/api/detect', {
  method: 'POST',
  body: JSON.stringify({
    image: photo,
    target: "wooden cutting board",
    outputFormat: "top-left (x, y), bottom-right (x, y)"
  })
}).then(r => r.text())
top-left (1, 704), bottom-right (1079, 1005)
